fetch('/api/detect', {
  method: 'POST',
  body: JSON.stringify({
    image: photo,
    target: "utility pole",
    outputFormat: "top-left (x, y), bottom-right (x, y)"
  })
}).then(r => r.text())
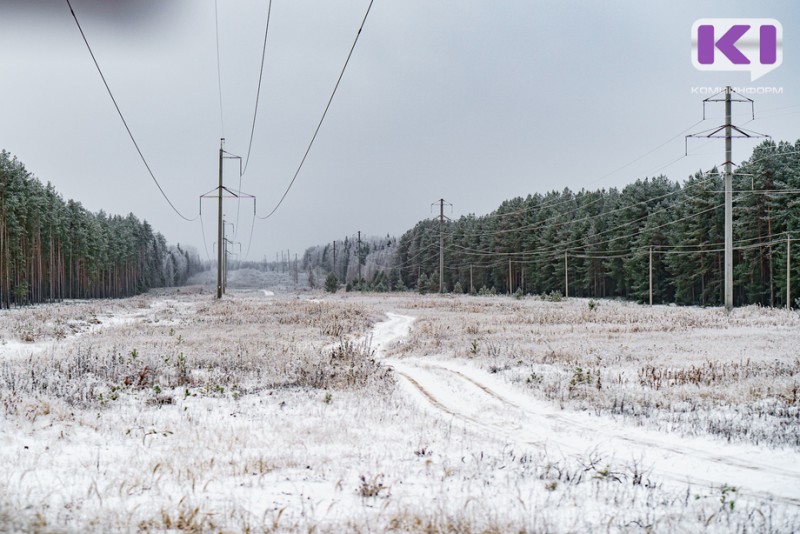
top-left (222, 220), bottom-right (237, 293)
top-left (788, 234), bottom-right (792, 310)
top-left (217, 138), bottom-right (224, 299)
top-left (199, 138), bottom-right (254, 299)
top-left (332, 240), bottom-right (337, 276)
top-left (724, 88), bottom-right (733, 311)
top-left (440, 200), bottom-right (445, 293)
top-left (687, 87), bottom-right (768, 312)
top-left (649, 246), bottom-right (653, 306)
top-left (470, 265), bottom-right (474, 294)
top-left (357, 231), bottom-right (362, 281)
top-left (564, 251), bottom-right (569, 298)
top-left (432, 199), bottom-right (452, 293)
top-left (508, 258), bottom-right (512, 295)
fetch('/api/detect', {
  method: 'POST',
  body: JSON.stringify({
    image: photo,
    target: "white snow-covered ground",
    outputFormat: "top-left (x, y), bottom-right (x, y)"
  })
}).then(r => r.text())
top-left (1, 291), bottom-right (798, 532)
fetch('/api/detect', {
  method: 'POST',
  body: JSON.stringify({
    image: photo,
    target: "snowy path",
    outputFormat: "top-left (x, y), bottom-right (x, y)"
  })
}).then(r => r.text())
top-left (369, 312), bottom-right (800, 506)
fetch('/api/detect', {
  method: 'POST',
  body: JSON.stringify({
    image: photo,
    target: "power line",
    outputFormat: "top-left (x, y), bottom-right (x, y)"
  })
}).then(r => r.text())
top-left (581, 119), bottom-right (704, 190)
top-left (257, 0), bottom-right (375, 220)
top-left (236, 0), bottom-right (272, 249)
top-left (214, 0), bottom-right (225, 137)
top-left (242, 210), bottom-right (257, 262)
top-left (242, 0), bottom-right (273, 176)
top-left (64, 0), bottom-right (198, 222)
top-left (199, 212), bottom-right (213, 262)
top-left (447, 175), bottom-right (717, 241)
top-left (442, 142), bottom-right (797, 244)
top-left (475, 119), bottom-right (711, 225)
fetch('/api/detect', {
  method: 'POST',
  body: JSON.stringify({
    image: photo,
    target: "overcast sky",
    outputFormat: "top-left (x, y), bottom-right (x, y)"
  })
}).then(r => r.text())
top-left (2, 0), bottom-right (798, 262)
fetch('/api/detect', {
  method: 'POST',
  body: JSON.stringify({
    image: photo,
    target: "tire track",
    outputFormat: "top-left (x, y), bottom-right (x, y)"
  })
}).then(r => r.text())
top-left (370, 312), bottom-right (800, 507)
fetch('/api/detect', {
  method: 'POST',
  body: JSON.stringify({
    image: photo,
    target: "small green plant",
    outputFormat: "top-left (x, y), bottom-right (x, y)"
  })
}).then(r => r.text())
top-left (453, 281), bottom-right (463, 294)
top-left (545, 481), bottom-right (557, 491)
top-left (323, 392), bottom-right (333, 404)
top-left (325, 273), bottom-right (339, 293)
top-left (569, 367), bottom-right (592, 391)
top-left (513, 287), bottom-right (524, 300)
top-left (546, 290), bottom-right (563, 302)
top-left (469, 340), bottom-right (479, 355)
top-left (588, 299), bottom-right (599, 311)
top-left (720, 484), bottom-right (737, 511)
top-left (526, 371), bottom-right (542, 385)
top-left (416, 273), bottom-right (429, 295)
top-left (153, 384), bottom-right (162, 395)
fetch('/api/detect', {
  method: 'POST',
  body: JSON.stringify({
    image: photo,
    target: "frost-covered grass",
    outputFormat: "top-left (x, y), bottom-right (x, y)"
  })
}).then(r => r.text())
top-left (1, 289), bottom-right (799, 532)
top-left (386, 294), bottom-right (800, 450)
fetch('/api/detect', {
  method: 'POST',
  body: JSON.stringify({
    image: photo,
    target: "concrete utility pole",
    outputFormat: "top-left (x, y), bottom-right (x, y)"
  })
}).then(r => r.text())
top-left (649, 246), bottom-right (653, 306)
top-left (687, 87), bottom-right (769, 312)
top-left (217, 138), bottom-right (224, 299)
top-left (357, 231), bottom-right (362, 281)
top-left (440, 201), bottom-right (445, 293)
top-left (788, 234), bottom-right (792, 310)
top-left (198, 138), bottom-right (253, 299)
top-left (470, 265), bottom-right (474, 294)
top-left (724, 88), bottom-right (733, 311)
top-left (508, 258), bottom-right (513, 294)
top-left (432, 199), bottom-right (452, 293)
top-left (564, 251), bottom-right (569, 298)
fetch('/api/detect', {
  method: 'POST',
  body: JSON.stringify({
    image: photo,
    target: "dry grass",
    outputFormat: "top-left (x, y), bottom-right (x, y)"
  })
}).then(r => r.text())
top-left (1, 289), bottom-right (798, 533)
top-left (381, 294), bottom-right (800, 448)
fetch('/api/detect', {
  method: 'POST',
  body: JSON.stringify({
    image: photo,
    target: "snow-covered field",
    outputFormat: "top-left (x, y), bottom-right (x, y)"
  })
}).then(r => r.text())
top-left (1, 287), bottom-right (799, 532)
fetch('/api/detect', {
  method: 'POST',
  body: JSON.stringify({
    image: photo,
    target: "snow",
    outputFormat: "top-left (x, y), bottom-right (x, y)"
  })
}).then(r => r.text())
top-left (1, 291), bottom-right (798, 532)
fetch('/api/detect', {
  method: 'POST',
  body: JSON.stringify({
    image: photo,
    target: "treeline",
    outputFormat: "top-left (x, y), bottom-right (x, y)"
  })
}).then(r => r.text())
top-left (0, 150), bottom-right (203, 308)
top-left (395, 140), bottom-right (799, 307)
top-left (302, 234), bottom-right (398, 290)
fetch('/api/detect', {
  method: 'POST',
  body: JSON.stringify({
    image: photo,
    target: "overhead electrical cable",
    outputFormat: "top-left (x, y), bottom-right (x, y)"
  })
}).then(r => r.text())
top-left (64, 0), bottom-right (198, 222)
top-left (214, 0), bottom-right (225, 137)
top-left (580, 119), bottom-right (705, 190)
top-left (236, 0), bottom-right (273, 249)
top-left (475, 120), bottom-right (712, 224)
top-left (257, 0), bottom-right (375, 220)
top-left (439, 232), bottom-right (794, 271)
top-left (446, 175), bottom-right (718, 241)
top-left (442, 145), bottom-right (799, 244)
top-left (242, 0), bottom-right (273, 176)
top-left (199, 215), bottom-right (213, 262)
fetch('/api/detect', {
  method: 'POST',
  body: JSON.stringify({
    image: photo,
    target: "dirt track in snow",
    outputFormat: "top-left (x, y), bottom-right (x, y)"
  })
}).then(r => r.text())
top-left (371, 312), bottom-right (800, 507)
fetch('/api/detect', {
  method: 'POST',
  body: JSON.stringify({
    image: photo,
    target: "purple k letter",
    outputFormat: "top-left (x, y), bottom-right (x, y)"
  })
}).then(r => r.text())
top-left (698, 24), bottom-right (750, 65)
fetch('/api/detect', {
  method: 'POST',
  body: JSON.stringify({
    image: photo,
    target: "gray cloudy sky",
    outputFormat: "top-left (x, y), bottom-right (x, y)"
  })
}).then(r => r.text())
top-left (2, 0), bottom-right (798, 262)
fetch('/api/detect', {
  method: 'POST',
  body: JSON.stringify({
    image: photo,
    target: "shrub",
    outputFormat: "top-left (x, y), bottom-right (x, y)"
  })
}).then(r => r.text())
top-left (416, 273), bottom-right (429, 294)
top-left (325, 273), bottom-right (339, 293)
top-left (546, 290), bottom-right (563, 302)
